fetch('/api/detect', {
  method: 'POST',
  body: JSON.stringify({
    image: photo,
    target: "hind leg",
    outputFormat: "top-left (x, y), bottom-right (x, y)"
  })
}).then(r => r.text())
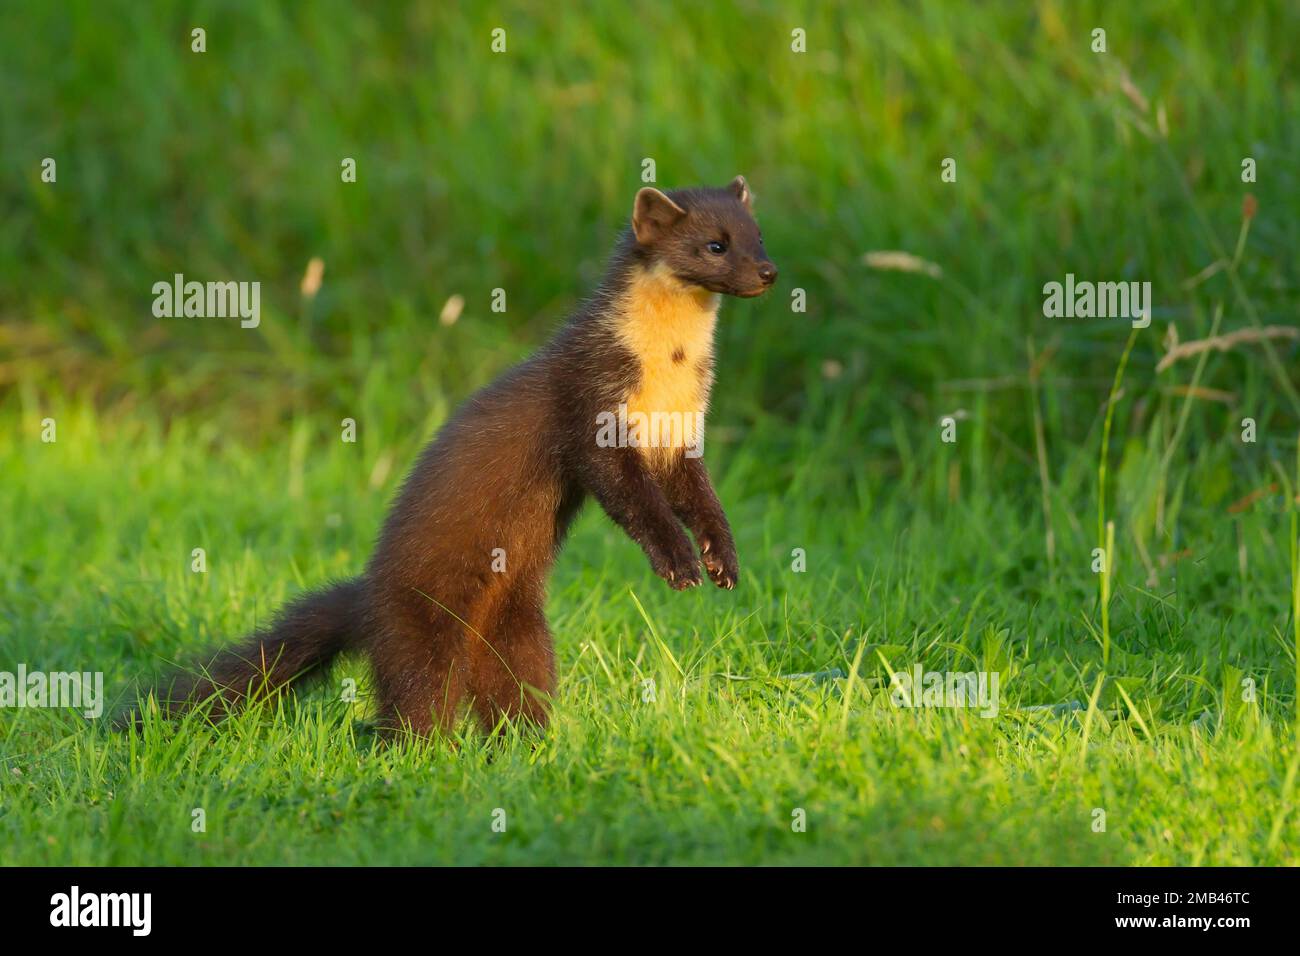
top-left (467, 582), bottom-right (555, 733)
top-left (371, 600), bottom-right (469, 740)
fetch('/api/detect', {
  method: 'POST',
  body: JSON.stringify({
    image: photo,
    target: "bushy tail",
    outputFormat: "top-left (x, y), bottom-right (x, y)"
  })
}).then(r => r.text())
top-left (128, 578), bottom-right (365, 725)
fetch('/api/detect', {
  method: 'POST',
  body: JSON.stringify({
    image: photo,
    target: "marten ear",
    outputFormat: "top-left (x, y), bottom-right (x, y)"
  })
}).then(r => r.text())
top-left (728, 175), bottom-right (752, 210)
top-left (632, 187), bottom-right (687, 243)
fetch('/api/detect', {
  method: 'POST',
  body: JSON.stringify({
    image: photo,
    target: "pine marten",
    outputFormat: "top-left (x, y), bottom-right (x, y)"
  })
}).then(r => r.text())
top-left (140, 177), bottom-right (777, 738)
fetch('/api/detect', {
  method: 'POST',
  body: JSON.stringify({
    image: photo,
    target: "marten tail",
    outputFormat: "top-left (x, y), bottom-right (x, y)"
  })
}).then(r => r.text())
top-left (124, 578), bottom-right (365, 727)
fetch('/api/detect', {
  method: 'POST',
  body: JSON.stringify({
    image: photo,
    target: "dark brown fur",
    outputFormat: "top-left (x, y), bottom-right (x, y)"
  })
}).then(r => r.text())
top-left (138, 177), bottom-right (776, 739)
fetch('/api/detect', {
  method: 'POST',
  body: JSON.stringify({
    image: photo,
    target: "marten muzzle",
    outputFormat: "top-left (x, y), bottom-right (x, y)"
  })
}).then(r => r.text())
top-left (736, 259), bottom-right (778, 297)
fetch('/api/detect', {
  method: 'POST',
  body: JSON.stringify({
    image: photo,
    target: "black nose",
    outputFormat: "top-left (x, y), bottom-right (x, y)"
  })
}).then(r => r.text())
top-left (758, 262), bottom-right (777, 285)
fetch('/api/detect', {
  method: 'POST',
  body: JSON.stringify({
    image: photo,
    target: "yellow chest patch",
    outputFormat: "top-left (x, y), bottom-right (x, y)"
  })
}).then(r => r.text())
top-left (612, 265), bottom-right (718, 464)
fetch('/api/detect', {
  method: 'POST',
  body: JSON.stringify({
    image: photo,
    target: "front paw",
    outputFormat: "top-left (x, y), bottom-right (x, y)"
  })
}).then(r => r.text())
top-left (650, 538), bottom-right (702, 591)
top-left (698, 534), bottom-right (739, 590)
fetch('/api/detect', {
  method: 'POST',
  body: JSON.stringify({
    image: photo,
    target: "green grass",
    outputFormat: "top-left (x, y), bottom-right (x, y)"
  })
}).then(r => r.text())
top-left (3, 400), bottom-right (1297, 865)
top-left (2, 0), bottom-right (1299, 865)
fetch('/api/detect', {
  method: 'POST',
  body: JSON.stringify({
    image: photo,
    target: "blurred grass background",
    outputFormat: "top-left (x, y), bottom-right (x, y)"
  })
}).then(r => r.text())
top-left (1, 0), bottom-right (1299, 864)
top-left (5, 1), bottom-right (1296, 440)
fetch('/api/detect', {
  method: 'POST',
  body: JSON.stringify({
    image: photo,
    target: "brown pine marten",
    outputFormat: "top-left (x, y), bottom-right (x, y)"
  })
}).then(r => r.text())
top-left (143, 177), bottom-right (777, 738)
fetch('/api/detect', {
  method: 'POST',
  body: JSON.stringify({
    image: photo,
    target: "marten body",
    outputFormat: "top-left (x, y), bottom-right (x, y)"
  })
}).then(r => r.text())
top-left (148, 178), bottom-right (776, 737)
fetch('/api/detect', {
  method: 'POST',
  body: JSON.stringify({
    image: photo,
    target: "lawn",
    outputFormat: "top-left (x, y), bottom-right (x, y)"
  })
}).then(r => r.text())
top-left (1, 0), bottom-right (1298, 865)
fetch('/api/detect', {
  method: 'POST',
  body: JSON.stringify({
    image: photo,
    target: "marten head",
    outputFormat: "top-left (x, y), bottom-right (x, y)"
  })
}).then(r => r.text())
top-left (629, 176), bottom-right (777, 298)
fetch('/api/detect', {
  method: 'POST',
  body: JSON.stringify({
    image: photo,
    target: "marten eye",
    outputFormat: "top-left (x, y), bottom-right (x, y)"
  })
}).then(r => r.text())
top-left (706, 240), bottom-right (727, 255)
